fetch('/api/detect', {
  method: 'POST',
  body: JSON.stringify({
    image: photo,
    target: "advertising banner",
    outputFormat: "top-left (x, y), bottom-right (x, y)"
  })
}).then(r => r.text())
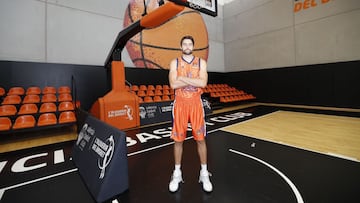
top-left (140, 98), bottom-right (212, 125)
top-left (72, 109), bottom-right (128, 202)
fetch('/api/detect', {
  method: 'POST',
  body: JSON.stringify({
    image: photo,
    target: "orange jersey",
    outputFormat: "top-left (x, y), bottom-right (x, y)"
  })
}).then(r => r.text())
top-left (175, 56), bottom-right (203, 99)
top-left (171, 56), bottom-right (207, 142)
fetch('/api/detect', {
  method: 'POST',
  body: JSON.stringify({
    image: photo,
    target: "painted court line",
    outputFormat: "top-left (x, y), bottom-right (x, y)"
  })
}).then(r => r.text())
top-left (0, 128), bottom-right (222, 200)
top-left (229, 148), bottom-right (304, 203)
top-left (127, 128), bottom-right (220, 157)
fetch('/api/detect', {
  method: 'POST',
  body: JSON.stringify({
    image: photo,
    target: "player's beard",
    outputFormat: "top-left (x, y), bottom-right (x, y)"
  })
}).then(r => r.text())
top-left (182, 49), bottom-right (192, 55)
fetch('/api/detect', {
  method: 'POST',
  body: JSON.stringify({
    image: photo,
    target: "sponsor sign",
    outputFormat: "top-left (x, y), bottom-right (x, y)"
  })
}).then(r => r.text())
top-left (294, 0), bottom-right (331, 13)
top-left (72, 110), bottom-right (128, 203)
top-left (139, 98), bottom-right (212, 125)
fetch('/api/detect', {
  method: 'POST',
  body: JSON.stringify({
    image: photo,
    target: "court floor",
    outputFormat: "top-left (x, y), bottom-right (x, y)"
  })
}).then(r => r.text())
top-left (1, 105), bottom-right (360, 203)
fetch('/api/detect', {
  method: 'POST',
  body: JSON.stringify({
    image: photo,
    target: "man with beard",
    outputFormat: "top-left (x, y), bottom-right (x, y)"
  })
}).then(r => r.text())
top-left (168, 35), bottom-right (213, 193)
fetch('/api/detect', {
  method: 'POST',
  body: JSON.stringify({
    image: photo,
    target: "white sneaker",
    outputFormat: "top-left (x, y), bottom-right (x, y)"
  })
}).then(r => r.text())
top-left (199, 170), bottom-right (213, 192)
top-left (169, 170), bottom-right (183, 192)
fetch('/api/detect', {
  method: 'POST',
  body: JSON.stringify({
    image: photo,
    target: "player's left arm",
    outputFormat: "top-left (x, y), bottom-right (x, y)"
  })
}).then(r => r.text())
top-left (178, 59), bottom-right (208, 88)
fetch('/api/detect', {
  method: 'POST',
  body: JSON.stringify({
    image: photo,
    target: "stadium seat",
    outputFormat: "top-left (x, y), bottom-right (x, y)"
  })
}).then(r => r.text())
top-left (58, 93), bottom-right (72, 102)
top-left (153, 96), bottom-right (162, 102)
top-left (139, 85), bottom-right (147, 91)
top-left (26, 86), bottom-right (41, 95)
top-left (143, 96), bottom-right (153, 103)
top-left (131, 85), bottom-right (139, 92)
top-left (42, 86), bottom-right (56, 94)
top-left (162, 95), bottom-right (171, 101)
top-left (163, 89), bottom-right (170, 95)
top-left (163, 85), bottom-right (170, 90)
top-left (155, 89), bottom-right (162, 96)
top-left (40, 102), bottom-right (57, 113)
top-left (147, 85), bottom-right (155, 91)
top-left (8, 87), bottom-right (25, 95)
top-left (2, 95), bottom-right (21, 104)
top-left (155, 85), bottom-right (163, 90)
top-left (146, 90), bottom-right (155, 96)
top-left (37, 113), bottom-right (57, 126)
top-left (137, 90), bottom-right (146, 97)
top-left (58, 101), bottom-right (75, 111)
top-left (41, 94), bottom-right (57, 103)
top-left (23, 94), bottom-right (40, 104)
top-left (220, 96), bottom-right (226, 103)
top-left (18, 104), bottom-right (38, 115)
top-left (13, 115), bottom-right (36, 129)
top-left (59, 111), bottom-right (76, 124)
top-left (0, 117), bottom-right (12, 131)
top-left (58, 86), bottom-right (71, 94)
top-left (0, 105), bottom-right (17, 116)
top-left (0, 87), bottom-right (5, 96)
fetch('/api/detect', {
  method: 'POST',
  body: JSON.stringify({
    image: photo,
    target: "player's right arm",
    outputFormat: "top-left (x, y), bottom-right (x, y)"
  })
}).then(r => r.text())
top-left (169, 59), bottom-right (188, 89)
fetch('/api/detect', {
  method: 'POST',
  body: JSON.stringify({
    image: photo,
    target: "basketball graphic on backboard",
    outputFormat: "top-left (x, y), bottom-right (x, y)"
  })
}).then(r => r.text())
top-left (124, 0), bottom-right (209, 69)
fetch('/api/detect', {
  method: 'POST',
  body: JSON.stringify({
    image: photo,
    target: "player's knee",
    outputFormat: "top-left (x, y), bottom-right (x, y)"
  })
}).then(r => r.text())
top-left (196, 139), bottom-right (206, 146)
top-left (174, 141), bottom-right (183, 146)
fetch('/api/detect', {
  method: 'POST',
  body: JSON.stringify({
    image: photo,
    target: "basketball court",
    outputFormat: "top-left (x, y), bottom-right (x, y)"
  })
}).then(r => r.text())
top-left (1, 0), bottom-right (360, 203)
top-left (1, 105), bottom-right (360, 203)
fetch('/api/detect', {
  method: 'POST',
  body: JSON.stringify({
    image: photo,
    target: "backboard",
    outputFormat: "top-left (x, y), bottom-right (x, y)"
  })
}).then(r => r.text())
top-left (168, 0), bottom-right (218, 17)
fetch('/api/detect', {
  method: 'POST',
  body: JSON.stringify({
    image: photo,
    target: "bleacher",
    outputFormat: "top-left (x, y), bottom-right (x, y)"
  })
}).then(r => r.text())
top-left (203, 83), bottom-right (256, 103)
top-left (126, 83), bottom-right (255, 105)
top-left (0, 83), bottom-right (255, 132)
top-left (0, 86), bottom-right (76, 132)
top-left (126, 84), bottom-right (175, 103)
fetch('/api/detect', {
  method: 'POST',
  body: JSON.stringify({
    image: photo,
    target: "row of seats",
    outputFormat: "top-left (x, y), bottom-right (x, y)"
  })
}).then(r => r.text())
top-left (139, 95), bottom-right (175, 103)
top-left (210, 90), bottom-right (246, 97)
top-left (0, 111), bottom-right (76, 131)
top-left (0, 85), bottom-right (76, 132)
top-left (206, 84), bottom-right (228, 88)
top-left (127, 84), bottom-right (175, 103)
top-left (0, 102), bottom-right (74, 116)
top-left (203, 83), bottom-right (256, 103)
top-left (220, 94), bottom-right (256, 103)
top-left (0, 86), bottom-right (71, 96)
top-left (127, 84), bottom-right (171, 92)
top-left (203, 87), bottom-right (238, 93)
top-left (136, 89), bottom-right (174, 97)
top-left (128, 83), bottom-right (256, 104)
top-left (1, 93), bottom-right (73, 105)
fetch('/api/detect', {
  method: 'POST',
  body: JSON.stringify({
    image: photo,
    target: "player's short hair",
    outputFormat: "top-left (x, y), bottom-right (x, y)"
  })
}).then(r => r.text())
top-left (180, 35), bottom-right (195, 46)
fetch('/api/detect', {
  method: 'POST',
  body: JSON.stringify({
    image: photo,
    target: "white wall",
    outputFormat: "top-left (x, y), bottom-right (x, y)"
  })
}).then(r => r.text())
top-left (0, 0), bottom-right (225, 72)
top-left (3, 0), bottom-right (357, 73)
top-left (223, 0), bottom-right (360, 71)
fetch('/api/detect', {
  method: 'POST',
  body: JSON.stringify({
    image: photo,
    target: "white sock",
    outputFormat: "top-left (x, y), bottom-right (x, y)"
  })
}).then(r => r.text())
top-left (175, 164), bottom-right (181, 172)
top-left (201, 164), bottom-right (207, 172)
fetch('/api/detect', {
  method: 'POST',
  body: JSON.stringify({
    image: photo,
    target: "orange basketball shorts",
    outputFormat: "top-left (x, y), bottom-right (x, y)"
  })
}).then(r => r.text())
top-left (171, 96), bottom-right (206, 142)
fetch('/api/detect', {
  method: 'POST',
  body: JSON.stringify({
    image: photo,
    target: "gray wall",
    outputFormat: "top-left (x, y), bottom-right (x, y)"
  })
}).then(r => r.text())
top-left (1, 0), bottom-right (359, 73)
top-left (0, 0), bottom-right (225, 72)
top-left (223, 0), bottom-right (360, 71)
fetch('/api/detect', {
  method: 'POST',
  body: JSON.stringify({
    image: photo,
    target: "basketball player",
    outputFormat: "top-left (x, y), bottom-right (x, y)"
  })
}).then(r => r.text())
top-left (168, 35), bottom-right (213, 193)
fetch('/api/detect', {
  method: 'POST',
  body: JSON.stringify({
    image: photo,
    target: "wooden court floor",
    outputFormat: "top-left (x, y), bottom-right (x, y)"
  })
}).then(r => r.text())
top-left (223, 109), bottom-right (360, 161)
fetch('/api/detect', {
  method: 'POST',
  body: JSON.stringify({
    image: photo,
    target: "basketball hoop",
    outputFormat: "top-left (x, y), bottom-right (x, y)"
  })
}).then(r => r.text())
top-left (168, 0), bottom-right (218, 17)
top-left (189, 2), bottom-right (202, 10)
